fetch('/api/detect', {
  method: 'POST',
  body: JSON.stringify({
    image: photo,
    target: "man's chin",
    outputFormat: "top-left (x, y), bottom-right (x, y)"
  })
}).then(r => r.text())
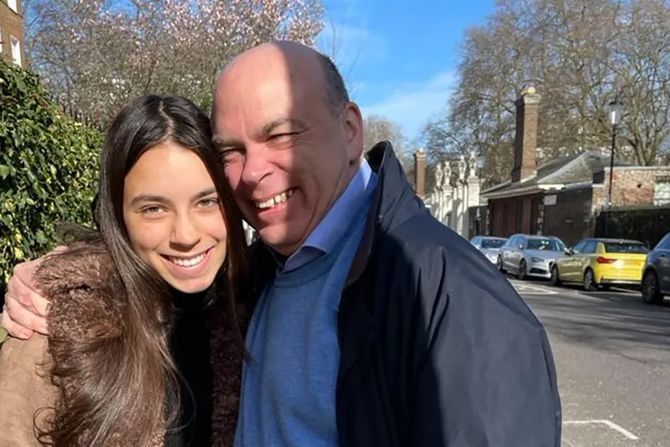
top-left (258, 228), bottom-right (303, 256)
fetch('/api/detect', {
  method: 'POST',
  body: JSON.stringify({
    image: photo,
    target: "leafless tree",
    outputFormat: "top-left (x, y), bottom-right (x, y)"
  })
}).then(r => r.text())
top-left (26, 0), bottom-right (324, 125)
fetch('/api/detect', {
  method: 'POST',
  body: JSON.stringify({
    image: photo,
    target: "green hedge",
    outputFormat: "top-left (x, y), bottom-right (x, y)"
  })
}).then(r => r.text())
top-left (0, 60), bottom-right (102, 299)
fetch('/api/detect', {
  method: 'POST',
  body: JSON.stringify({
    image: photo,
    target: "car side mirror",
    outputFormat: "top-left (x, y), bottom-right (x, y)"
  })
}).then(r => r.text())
top-left (565, 248), bottom-right (573, 256)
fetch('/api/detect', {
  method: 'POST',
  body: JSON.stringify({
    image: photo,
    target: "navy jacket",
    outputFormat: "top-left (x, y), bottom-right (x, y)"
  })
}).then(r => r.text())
top-left (249, 142), bottom-right (562, 446)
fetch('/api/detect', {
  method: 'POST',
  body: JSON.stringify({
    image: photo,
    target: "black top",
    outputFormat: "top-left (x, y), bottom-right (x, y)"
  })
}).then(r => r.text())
top-left (165, 289), bottom-right (213, 447)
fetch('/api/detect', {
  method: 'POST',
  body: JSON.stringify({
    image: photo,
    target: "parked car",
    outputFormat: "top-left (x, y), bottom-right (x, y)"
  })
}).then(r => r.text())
top-left (498, 234), bottom-right (567, 280)
top-left (551, 238), bottom-right (648, 291)
top-left (470, 236), bottom-right (507, 264)
top-left (641, 232), bottom-right (670, 304)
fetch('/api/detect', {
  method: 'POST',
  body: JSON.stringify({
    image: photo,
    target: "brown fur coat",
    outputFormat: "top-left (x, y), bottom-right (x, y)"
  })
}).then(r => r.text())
top-left (0, 243), bottom-right (243, 446)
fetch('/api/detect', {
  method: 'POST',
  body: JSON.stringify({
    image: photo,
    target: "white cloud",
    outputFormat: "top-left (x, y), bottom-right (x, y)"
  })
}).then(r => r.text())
top-left (361, 71), bottom-right (457, 141)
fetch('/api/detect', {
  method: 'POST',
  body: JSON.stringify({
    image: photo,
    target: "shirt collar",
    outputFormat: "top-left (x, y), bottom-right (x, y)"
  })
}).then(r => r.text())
top-left (277, 159), bottom-right (377, 272)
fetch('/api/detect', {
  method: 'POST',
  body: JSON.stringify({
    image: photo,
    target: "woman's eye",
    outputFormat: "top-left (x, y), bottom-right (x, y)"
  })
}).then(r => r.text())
top-left (198, 198), bottom-right (220, 208)
top-left (140, 206), bottom-right (164, 215)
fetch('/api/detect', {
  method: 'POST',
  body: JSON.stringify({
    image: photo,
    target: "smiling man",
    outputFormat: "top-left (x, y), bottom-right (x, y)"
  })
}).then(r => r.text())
top-left (3, 41), bottom-right (561, 446)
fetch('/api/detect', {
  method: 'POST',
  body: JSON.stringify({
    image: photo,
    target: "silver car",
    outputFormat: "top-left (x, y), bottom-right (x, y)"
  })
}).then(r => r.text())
top-left (498, 234), bottom-right (568, 280)
top-left (470, 236), bottom-right (508, 264)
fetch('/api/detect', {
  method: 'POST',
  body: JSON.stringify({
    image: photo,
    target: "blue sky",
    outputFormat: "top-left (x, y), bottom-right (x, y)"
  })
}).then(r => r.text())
top-left (316, 0), bottom-right (494, 142)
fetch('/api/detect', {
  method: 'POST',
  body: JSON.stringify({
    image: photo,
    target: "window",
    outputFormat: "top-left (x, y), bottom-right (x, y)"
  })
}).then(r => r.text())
top-left (656, 234), bottom-right (670, 251)
top-left (582, 241), bottom-right (598, 254)
top-left (10, 35), bottom-right (21, 67)
top-left (481, 238), bottom-right (506, 249)
top-left (8, 0), bottom-right (18, 13)
top-left (654, 180), bottom-right (670, 206)
top-left (572, 240), bottom-right (587, 254)
top-left (603, 242), bottom-right (648, 254)
top-left (526, 238), bottom-right (566, 252)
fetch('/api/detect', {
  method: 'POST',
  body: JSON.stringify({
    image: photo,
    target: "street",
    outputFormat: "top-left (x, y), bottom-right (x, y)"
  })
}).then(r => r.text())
top-left (513, 278), bottom-right (670, 447)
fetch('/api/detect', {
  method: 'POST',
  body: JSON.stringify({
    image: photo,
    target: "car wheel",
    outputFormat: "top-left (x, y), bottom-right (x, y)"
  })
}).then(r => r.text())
top-left (518, 260), bottom-right (527, 280)
top-left (583, 269), bottom-right (597, 291)
top-left (497, 256), bottom-right (506, 273)
top-left (642, 271), bottom-right (663, 305)
top-left (550, 265), bottom-right (561, 287)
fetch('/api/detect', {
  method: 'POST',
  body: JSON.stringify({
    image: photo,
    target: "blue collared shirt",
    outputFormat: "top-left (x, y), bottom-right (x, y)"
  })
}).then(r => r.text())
top-left (234, 160), bottom-right (378, 447)
top-left (280, 159), bottom-right (377, 272)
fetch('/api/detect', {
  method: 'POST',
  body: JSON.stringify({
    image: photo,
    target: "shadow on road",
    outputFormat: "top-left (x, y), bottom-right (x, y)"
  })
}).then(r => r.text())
top-left (517, 279), bottom-right (670, 358)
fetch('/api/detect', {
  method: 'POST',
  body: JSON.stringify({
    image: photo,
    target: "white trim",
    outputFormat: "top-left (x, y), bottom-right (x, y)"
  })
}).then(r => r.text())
top-left (7, 0), bottom-right (18, 13)
top-left (9, 35), bottom-right (21, 67)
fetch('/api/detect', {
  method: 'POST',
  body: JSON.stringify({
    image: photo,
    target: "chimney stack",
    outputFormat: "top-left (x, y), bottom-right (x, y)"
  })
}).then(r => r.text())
top-left (414, 149), bottom-right (426, 198)
top-left (511, 86), bottom-right (540, 183)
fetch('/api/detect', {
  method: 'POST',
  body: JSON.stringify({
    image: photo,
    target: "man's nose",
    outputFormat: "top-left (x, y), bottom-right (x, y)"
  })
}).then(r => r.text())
top-left (240, 146), bottom-right (271, 185)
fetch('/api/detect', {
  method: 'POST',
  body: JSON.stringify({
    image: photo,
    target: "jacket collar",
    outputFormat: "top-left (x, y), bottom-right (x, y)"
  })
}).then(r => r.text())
top-left (345, 141), bottom-right (423, 287)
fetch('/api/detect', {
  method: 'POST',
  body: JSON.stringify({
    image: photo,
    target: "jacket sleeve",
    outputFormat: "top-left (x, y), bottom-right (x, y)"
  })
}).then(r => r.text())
top-left (0, 334), bottom-right (55, 446)
top-left (411, 245), bottom-right (561, 447)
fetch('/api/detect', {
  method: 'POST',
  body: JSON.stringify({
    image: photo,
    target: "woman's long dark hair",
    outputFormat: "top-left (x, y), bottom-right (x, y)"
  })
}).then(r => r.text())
top-left (43, 95), bottom-right (248, 446)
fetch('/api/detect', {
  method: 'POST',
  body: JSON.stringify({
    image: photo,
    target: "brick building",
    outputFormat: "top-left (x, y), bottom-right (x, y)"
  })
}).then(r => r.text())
top-left (0, 0), bottom-right (24, 67)
top-left (482, 88), bottom-right (670, 246)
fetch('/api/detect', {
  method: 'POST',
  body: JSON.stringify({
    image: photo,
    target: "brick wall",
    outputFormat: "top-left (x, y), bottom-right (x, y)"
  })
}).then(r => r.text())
top-left (0, 0), bottom-right (24, 66)
top-left (596, 166), bottom-right (670, 209)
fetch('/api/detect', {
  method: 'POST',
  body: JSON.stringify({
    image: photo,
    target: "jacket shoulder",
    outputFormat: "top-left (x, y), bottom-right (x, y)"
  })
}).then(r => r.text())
top-left (35, 242), bottom-right (125, 340)
top-left (377, 212), bottom-right (543, 330)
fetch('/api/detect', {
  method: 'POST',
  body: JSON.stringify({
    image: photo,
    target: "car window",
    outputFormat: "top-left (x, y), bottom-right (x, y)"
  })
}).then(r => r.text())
top-left (526, 238), bottom-right (566, 251)
top-left (481, 238), bottom-right (506, 249)
top-left (604, 242), bottom-right (649, 254)
top-left (572, 240), bottom-right (587, 254)
top-left (656, 234), bottom-right (670, 250)
top-left (582, 241), bottom-right (598, 254)
top-left (470, 237), bottom-right (481, 247)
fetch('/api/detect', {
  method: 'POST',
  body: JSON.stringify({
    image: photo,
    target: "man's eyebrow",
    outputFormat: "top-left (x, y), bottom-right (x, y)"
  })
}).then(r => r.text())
top-left (212, 135), bottom-right (240, 149)
top-left (259, 117), bottom-right (307, 137)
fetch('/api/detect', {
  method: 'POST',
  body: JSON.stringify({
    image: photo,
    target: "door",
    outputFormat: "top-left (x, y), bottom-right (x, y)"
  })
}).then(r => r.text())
top-left (562, 240), bottom-right (586, 281)
top-left (580, 240), bottom-right (599, 279)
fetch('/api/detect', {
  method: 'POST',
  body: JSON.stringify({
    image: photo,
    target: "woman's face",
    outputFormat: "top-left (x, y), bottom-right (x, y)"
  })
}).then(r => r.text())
top-left (122, 141), bottom-right (227, 294)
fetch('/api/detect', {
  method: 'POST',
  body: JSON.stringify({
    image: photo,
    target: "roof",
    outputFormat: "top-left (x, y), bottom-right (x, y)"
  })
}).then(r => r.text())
top-left (482, 150), bottom-right (632, 200)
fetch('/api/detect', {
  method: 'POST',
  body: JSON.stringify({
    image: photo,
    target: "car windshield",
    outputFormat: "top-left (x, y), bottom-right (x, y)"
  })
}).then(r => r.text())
top-left (481, 239), bottom-right (506, 249)
top-left (526, 238), bottom-right (565, 251)
top-left (603, 242), bottom-right (648, 254)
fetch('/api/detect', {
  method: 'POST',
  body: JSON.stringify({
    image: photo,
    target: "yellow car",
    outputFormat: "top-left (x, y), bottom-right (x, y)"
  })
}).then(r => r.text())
top-left (551, 238), bottom-right (648, 291)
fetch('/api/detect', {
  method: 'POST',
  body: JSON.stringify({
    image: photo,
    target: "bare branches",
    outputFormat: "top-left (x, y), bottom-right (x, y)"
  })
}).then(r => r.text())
top-left (26, 0), bottom-right (324, 125)
top-left (424, 0), bottom-right (670, 186)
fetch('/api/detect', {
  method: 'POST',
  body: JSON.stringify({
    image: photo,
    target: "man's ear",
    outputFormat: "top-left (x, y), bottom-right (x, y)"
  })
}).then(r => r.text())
top-left (341, 102), bottom-right (364, 164)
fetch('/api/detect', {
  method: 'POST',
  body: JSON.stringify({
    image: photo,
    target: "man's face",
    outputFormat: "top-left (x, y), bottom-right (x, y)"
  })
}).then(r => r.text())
top-left (212, 48), bottom-right (362, 256)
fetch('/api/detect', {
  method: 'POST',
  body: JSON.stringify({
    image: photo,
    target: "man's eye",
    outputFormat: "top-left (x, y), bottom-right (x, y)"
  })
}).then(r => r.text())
top-left (219, 149), bottom-right (242, 164)
top-left (269, 132), bottom-right (297, 142)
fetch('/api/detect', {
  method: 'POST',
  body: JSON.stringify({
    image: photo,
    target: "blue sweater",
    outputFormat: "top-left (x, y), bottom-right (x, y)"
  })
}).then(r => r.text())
top-left (234, 193), bottom-right (373, 447)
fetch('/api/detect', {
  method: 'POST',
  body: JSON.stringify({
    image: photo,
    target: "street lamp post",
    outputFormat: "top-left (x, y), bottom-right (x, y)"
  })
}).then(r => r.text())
top-left (476, 152), bottom-right (486, 234)
top-left (604, 97), bottom-right (624, 237)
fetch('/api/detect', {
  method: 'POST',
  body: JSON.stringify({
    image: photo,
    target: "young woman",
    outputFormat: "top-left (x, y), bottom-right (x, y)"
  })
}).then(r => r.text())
top-left (0, 95), bottom-right (248, 446)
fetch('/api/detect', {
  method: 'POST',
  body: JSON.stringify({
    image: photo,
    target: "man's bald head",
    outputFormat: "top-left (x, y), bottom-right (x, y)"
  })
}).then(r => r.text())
top-left (214, 41), bottom-right (349, 117)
